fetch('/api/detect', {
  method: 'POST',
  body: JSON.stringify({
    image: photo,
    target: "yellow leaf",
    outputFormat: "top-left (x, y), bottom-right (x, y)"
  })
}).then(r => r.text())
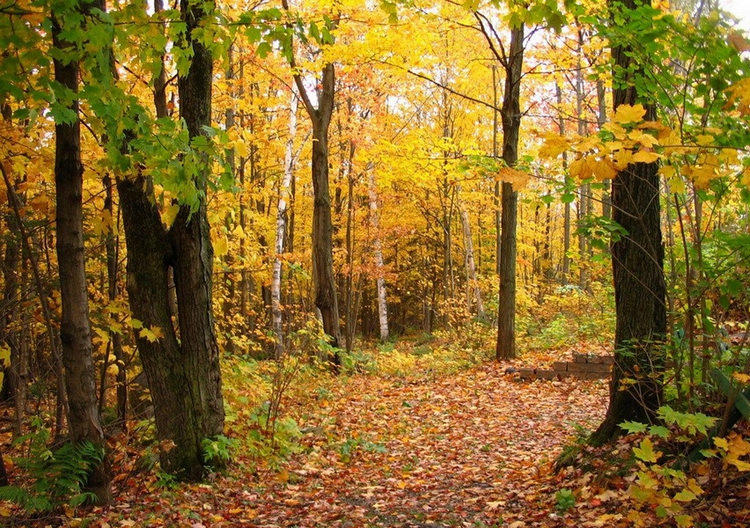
top-left (728, 457), bottom-right (750, 471)
top-left (613, 149), bottom-right (633, 170)
top-left (592, 159), bottom-right (617, 181)
top-left (234, 140), bottom-right (249, 159)
top-left (214, 237), bottom-right (228, 257)
top-left (728, 433), bottom-right (750, 457)
top-left (675, 514), bottom-right (694, 528)
top-left (632, 150), bottom-right (661, 163)
top-left (538, 134), bottom-right (569, 158)
top-left (569, 158), bottom-right (586, 180)
top-left (628, 130), bottom-right (660, 148)
top-left (614, 104), bottom-right (647, 125)
top-left (163, 204), bottom-right (181, 228)
top-left (673, 489), bottom-right (697, 502)
top-left (714, 436), bottom-right (729, 450)
top-left (691, 164), bottom-right (716, 190)
top-left (139, 326), bottom-right (164, 343)
top-left (733, 372), bottom-right (750, 384)
top-left (633, 437), bottom-right (661, 463)
top-left (497, 167), bottom-right (530, 189)
top-left (0, 506), bottom-right (11, 517)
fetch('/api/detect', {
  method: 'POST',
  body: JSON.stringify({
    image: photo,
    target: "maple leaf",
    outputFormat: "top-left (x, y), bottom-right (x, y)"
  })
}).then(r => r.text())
top-left (614, 104), bottom-right (647, 125)
top-left (631, 150), bottom-right (661, 163)
top-left (633, 437), bottom-right (661, 463)
top-left (539, 134), bottom-right (569, 158)
top-left (139, 325), bottom-right (164, 343)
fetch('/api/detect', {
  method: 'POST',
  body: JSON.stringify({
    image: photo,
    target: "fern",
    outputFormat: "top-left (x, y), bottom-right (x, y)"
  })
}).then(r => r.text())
top-left (1, 439), bottom-right (105, 513)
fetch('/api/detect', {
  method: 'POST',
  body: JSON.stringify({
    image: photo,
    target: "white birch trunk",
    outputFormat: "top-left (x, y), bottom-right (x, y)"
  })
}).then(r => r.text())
top-left (367, 166), bottom-right (389, 342)
top-left (271, 87), bottom-right (298, 357)
top-left (460, 206), bottom-right (485, 319)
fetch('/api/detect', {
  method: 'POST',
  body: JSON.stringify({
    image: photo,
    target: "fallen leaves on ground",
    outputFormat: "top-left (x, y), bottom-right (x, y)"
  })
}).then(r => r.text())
top-left (97, 362), bottom-right (610, 527)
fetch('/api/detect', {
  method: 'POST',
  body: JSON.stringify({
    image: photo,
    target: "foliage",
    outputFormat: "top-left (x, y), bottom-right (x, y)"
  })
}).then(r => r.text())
top-left (201, 434), bottom-right (236, 469)
top-left (0, 421), bottom-right (104, 513)
top-left (617, 406), bottom-right (746, 527)
top-left (554, 488), bottom-right (576, 513)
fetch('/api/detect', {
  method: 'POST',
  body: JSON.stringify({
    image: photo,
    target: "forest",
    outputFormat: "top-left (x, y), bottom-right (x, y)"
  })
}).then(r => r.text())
top-left (0, 0), bottom-right (749, 525)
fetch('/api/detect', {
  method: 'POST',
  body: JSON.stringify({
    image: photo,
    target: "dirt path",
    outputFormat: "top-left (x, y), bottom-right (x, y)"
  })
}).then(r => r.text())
top-left (106, 363), bottom-right (608, 527)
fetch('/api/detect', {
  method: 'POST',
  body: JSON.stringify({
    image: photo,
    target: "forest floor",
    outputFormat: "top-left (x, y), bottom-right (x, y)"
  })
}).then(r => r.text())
top-left (3, 342), bottom-right (749, 527)
top-left (96, 359), bottom-right (614, 527)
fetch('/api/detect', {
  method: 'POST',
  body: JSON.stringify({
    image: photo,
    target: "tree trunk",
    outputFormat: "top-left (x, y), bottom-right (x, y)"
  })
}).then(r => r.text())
top-left (271, 87), bottom-right (299, 358)
top-left (52, 3), bottom-right (110, 503)
top-left (103, 175), bottom-right (127, 430)
top-left (496, 24), bottom-right (524, 360)
top-left (291, 59), bottom-right (341, 355)
top-left (597, 80), bottom-right (611, 219)
top-left (460, 206), bottom-right (485, 319)
top-left (114, 0), bottom-right (225, 479)
top-left (367, 166), bottom-right (389, 342)
top-left (591, 0), bottom-right (666, 444)
top-left (556, 84), bottom-right (572, 282)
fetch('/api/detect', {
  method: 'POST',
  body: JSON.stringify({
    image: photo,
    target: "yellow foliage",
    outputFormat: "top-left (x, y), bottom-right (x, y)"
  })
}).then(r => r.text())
top-left (538, 134), bottom-right (569, 158)
top-left (613, 104), bottom-right (647, 124)
top-left (632, 150), bottom-right (661, 163)
top-left (497, 167), bottom-right (530, 189)
top-left (727, 78), bottom-right (750, 115)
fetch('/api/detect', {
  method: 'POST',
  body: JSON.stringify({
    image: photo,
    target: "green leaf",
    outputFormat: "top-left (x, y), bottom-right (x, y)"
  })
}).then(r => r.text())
top-left (633, 437), bottom-right (660, 463)
top-left (620, 421), bottom-right (648, 434)
top-left (648, 425), bottom-right (670, 439)
top-left (673, 489), bottom-right (697, 502)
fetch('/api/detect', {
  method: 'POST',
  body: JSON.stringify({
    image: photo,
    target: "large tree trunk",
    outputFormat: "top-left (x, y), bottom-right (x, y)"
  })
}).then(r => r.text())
top-left (114, 0), bottom-right (224, 479)
top-left (290, 58), bottom-right (341, 354)
top-left (591, 0), bottom-right (666, 444)
top-left (52, 3), bottom-right (110, 503)
top-left (367, 167), bottom-right (389, 342)
top-left (496, 24), bottom-right (524, 360)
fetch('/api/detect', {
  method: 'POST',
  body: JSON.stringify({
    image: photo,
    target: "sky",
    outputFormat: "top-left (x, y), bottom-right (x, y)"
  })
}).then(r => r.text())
top-left (723, 0), bottom-right (750, 30)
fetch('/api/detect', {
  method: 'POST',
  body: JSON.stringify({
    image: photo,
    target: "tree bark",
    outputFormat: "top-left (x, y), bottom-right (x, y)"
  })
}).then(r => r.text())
top-left (52, 1), bottom-right (110, 503)
top-left (591, 0), bottom-right (666, 444)
top-left (495, 24), bottom-right (524, 360)
top-left (367, 166), bottom-right (389, 342)
top-left (113, 0), bottom-right (225, 479)
top-left (291, 57), bottom-right (342, 354)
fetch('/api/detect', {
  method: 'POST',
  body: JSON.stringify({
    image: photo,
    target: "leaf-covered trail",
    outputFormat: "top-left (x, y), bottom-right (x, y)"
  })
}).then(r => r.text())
top-left (103, 363), bottom-right (608, 527)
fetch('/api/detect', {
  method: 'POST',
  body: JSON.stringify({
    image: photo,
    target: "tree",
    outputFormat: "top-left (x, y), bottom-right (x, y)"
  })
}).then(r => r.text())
top-left (111, 0), bottom-right (225, 479)
top-left (474, 9), bottom-right (525, 360)
top-left (590, 0), bottom-right (666, 444)
top-left (282, 0), bottom-right (342, 355)
top-left (51, 0), bottom-right (110, 503)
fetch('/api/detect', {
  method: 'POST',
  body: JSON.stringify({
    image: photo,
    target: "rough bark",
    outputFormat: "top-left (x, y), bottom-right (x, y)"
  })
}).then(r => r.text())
top-left (103, 174), bottom-right (126, 429)
top-left (495, 24), bottom-right (524, 360)
top-left (290, 56), bottom-right (341, 354)
top-left (51, 2), bottom-right (111, 503)
top-left (591, 0), bottom-right (666, 444)
top-left (113, 0), bottom-right (225, 479)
